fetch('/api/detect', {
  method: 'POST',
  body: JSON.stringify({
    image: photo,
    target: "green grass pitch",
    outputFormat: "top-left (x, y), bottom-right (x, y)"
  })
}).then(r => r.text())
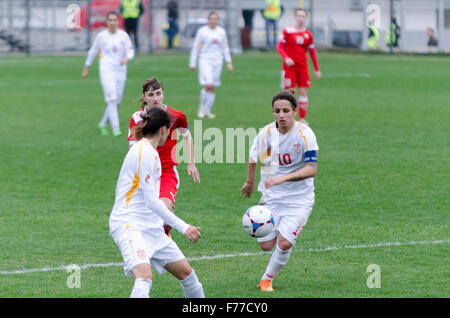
top-left (0, 51), bottom-right (448, 298)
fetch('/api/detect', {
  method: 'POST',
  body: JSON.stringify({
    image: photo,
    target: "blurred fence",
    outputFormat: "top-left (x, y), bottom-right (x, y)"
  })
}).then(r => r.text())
top-left (1, 0), bottom-right (449, 54)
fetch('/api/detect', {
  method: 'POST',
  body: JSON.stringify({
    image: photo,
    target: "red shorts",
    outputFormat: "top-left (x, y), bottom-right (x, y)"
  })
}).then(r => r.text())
top-left (282, 67), bottom-right (311, 89)
top-left (159, 166), bottom-right (180, 207)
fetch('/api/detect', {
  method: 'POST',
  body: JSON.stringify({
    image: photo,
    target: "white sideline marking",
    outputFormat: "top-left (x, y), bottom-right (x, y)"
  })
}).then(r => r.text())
top-left (1, 239), bottom-right (448, 276)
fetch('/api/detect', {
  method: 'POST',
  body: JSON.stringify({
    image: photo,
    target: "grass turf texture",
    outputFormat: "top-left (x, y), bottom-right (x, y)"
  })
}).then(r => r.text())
top-left (0, 51), bottom-right (448, 298)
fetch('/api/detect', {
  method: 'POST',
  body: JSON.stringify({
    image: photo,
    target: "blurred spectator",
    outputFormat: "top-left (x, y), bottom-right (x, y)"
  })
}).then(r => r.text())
top-left (120, 0), bottom-right (143, 51)
top-left (243, 9), bottom-right (255, 31)
top-left (167, 0), bottom-right (179, 49)
top-left (262, 0), bottom-right (282, 49)
top-left (241, 9), bottom-right (255, 49)
top-left (368, 22), bottom-right (379, 49)
top-left (426, 27), bottom-right (438, 47)
top-left (385, 17), bottom-right (400, 48)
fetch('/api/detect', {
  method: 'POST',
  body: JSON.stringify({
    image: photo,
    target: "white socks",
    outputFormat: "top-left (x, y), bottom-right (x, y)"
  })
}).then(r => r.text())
top-left (261, 245), bottom-right (292, 281)
top-left (198, 89), bottom-right (207, 115)
top-left (130, 271), bottom-right (204, 298)
top-left (198, 89), bottom-right (215, 116)
top-left (180, 270), bottom-right (205, 298)
top-left (100, 100), bottom-right (120, 132)
top-left (130, 278), bottom-right (152, 298)
top-left (204, 91), bottom-right (215, 116)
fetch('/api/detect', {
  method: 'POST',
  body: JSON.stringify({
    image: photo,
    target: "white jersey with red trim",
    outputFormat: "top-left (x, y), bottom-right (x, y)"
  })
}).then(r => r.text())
top-left (249, 121), bottom-right (319, 211)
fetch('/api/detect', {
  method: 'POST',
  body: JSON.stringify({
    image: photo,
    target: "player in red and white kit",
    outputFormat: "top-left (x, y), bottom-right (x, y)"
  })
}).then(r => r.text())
top-left (128, 78), bottom-right (200, 236)
top-left (277, 8), bottom-right (321, 124)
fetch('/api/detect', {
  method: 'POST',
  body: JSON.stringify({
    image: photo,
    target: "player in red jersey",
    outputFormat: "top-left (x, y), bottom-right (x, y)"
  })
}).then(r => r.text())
top-left (128, 78), bottom-right (200, 236)
top-left (277, 8), bottom-right (321, 124)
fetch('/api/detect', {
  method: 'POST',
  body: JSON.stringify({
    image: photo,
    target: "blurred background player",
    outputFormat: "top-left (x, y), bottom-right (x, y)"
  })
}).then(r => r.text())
top-left (189, 12), bottom-right (233, 119)
top-left (82, 11), bottom-right (135, 137)
top-left (277, 8), bottom-right (321, 124)
top-left (120, 0), bottom-right (143, 52)
top-left (109, 107), bottom-right (204, 298)
top-left (128, 78), bottom-right (200, 237)
top-left (240, 91), bottom-right (319, 292)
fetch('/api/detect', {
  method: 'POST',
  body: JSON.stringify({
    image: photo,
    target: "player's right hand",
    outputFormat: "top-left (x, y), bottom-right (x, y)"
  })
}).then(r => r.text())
top-left (189, 66), bottom-right (196, 71)
top-left (240, 182), bottom-right (254, 198)
top-left (82, 68), bottom-right (88, 80)
top-left (184, 225), bottom-right (201, 243)
top-left (285, 57), bottom-right (295, 66)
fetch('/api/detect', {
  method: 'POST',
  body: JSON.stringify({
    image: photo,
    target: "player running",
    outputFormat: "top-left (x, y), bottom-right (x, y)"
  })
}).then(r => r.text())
top-left (128, 78), bottom-right (200, 237)
top-left (110, 107), bottom-right (204, 298)
top-left (82, 11), bottom-right (135, 137)
top-left (240, 91), bottom-right (319, 292)
top-left (277, 8), bottom-right (321, 124)
top-left (189, 12), bottom-right (233, 119)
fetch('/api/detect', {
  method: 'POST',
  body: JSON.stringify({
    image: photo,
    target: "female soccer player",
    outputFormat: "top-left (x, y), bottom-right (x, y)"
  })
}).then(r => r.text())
top-left (240, 91), bottom-right (319, 292)
top-left (128, 78), bottom-right (200, 236)
top-left (277, 8), bottom-right (321, 124)
top-left (109, 107), bottom-right (204, 298)
top-left (82, 11), bottom-right (135, 137)
top-left (189, 12), bottom-right (233, 119)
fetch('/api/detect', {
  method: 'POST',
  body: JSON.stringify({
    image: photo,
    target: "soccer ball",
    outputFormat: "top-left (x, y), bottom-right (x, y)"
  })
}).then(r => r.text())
top-left (242, 205), bottom-right (274, 238)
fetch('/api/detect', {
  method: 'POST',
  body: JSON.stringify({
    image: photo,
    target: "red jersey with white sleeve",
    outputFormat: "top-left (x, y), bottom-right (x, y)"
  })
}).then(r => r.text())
top-left (277, 26), bottom-right (319, 72)
top-left (128, 105), bottom-right (189, 170)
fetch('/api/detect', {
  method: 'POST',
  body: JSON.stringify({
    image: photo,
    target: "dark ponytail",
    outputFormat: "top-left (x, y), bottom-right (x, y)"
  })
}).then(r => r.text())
top-left (133, 107), bottom-right (171, 140)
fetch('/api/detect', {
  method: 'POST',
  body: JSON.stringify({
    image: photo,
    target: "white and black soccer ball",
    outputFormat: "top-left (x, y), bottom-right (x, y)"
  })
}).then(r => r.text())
top-left (242, 205), bottom-right (274, 238)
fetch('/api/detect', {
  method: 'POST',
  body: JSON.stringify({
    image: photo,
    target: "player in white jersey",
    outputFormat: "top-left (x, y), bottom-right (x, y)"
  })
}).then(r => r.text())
top-left (240, 91), bottom-right (319, 292)
top-left (82, 11), bottom-right (135, 137)
top-left (189, 12), bottom-right (233, 119)
top-left (110, 107), bottom-right (204, 298)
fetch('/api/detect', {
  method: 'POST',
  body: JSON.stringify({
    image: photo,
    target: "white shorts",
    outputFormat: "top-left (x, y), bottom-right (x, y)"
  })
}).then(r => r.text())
top-left (198, 58), bottom-right (223, 87)
top-left (113, 228), bottom-right (186, 277)
top-left (100, 69), bottom-right (126, 103)
top-left (257, 199), bottom-right (314, 246)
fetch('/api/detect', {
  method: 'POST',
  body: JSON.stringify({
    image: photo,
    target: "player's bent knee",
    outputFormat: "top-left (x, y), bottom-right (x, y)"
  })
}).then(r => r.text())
top-left (165, 259), bottom-right (193, 280)
top-left (277, 238), bottom-right (293, 251)
top-left (259, 240), bottom-right (276, 251)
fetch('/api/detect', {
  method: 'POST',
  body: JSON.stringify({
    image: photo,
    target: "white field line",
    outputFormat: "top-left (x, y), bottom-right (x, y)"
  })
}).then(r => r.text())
top-left (1, 239), bottom-right (448, 276)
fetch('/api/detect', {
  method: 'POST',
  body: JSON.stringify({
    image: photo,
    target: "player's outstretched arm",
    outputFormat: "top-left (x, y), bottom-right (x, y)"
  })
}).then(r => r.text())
top-left (142, 189), bottom-right (189, 232)
top-left (308, 45), bottom-right (321, 80)
top-left (182, 130), bottom-right (200, 183)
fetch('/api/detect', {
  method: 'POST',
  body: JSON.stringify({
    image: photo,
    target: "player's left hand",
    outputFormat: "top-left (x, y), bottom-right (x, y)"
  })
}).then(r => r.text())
top-left (314, 70), bottom-right (321, 81)
top-left (264, 176), bottom-right (284, 189)
top-left (120, 57), bottom-right (129, 65)
top-left (187, 163), bottom-right (200, 183)
top-left (227, 62), bottom-right (233, 72)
